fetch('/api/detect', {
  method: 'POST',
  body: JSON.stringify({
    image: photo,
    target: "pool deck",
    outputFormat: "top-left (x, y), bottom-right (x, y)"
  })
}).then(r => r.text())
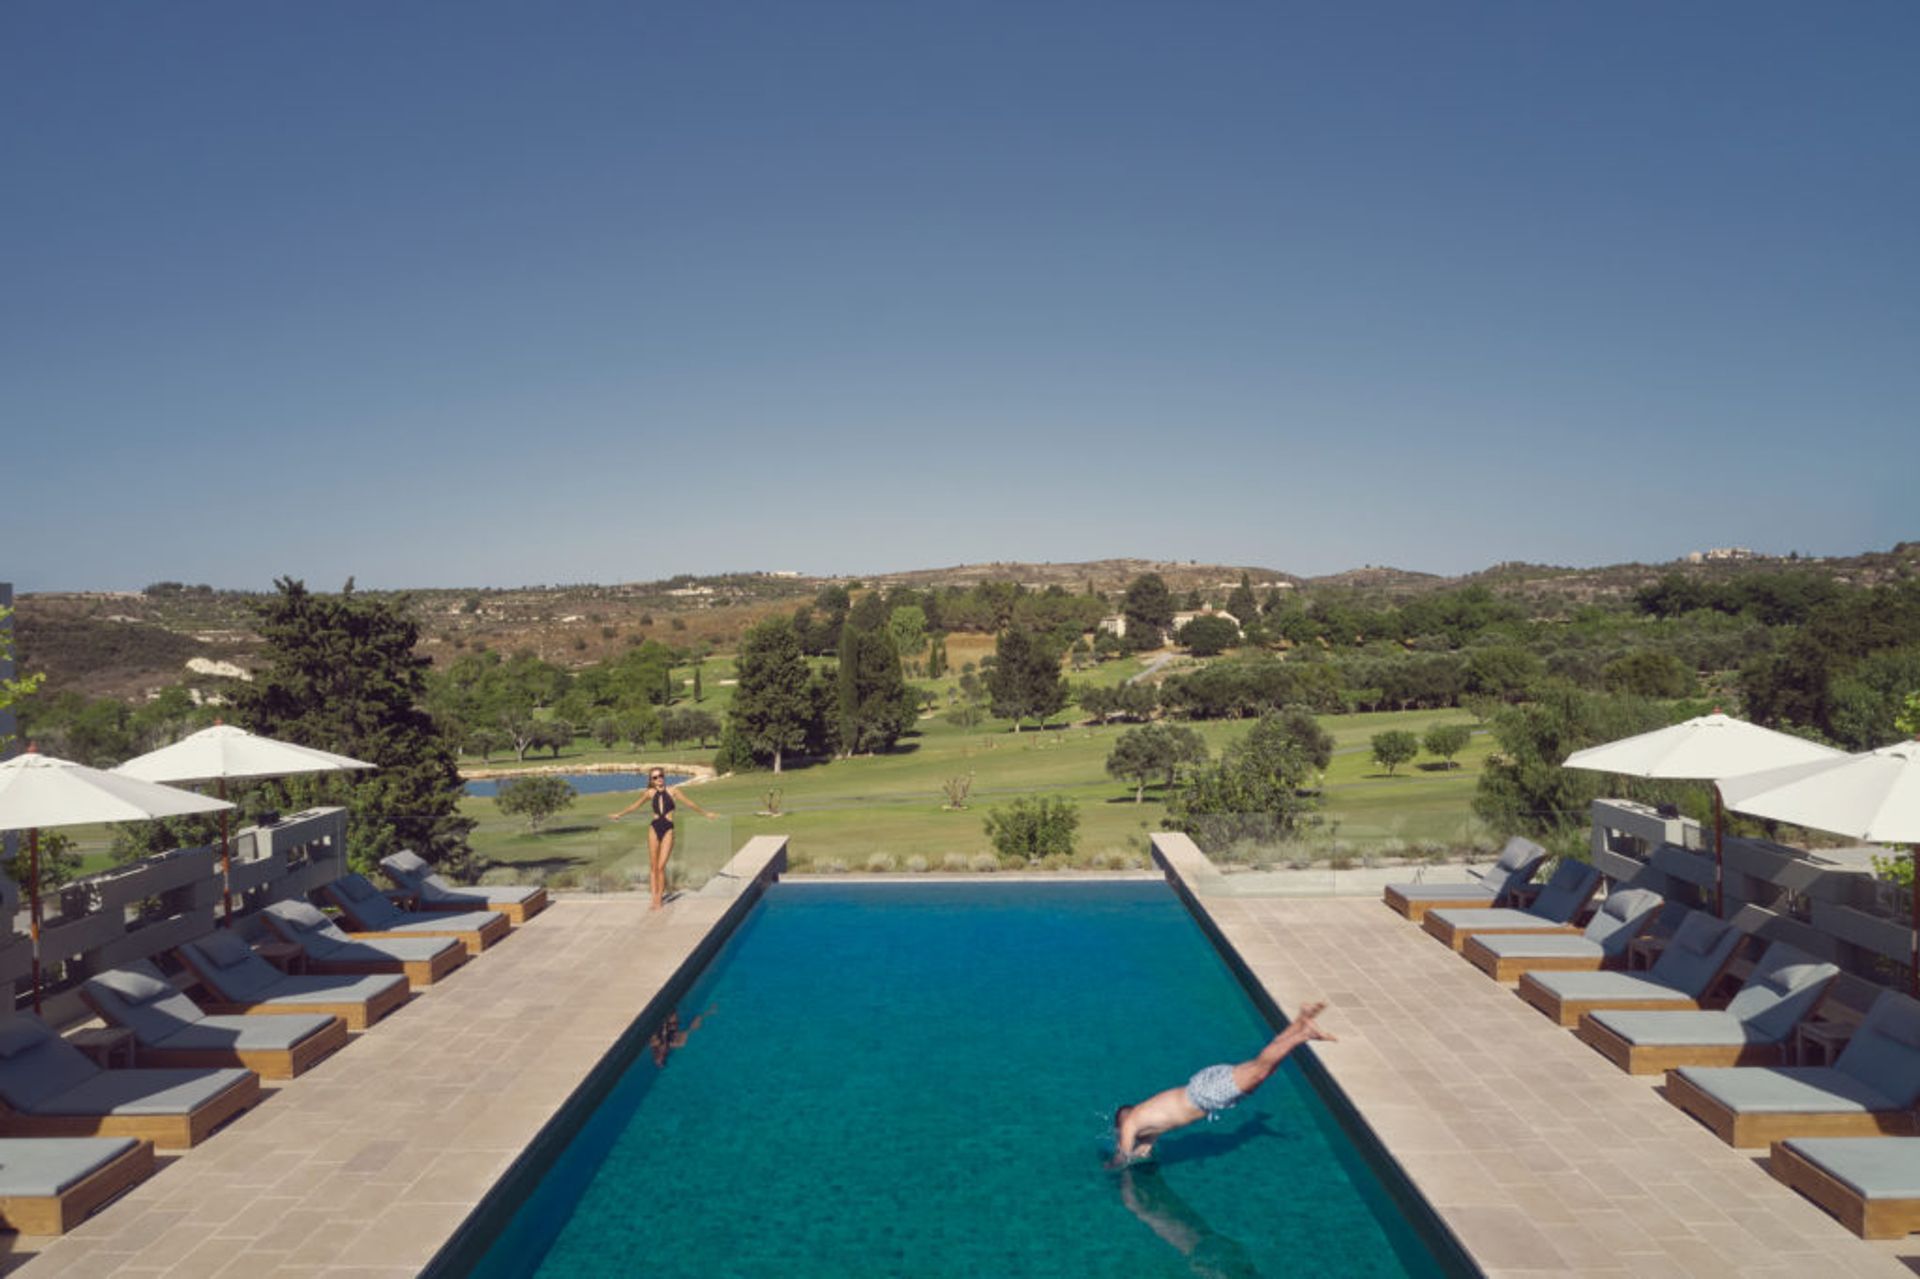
top-left (1154, 833), bottom-right (1920, 1279)
top-left (1, 837), bottom-right (787, 1279)
top-left (13, 841), bottom-right (1919, 1277)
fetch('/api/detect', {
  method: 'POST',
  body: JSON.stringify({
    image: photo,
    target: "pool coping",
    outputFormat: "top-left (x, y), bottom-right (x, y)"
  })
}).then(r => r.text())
top-left (418, 835), bottom-right (788, 1277)
top-left (3, 837), bottom-right (788, 1279)
top-left (1150, 831), bottom-right (1918, 1278)
top-left (1152, 834), bottom-right (1482, 1277)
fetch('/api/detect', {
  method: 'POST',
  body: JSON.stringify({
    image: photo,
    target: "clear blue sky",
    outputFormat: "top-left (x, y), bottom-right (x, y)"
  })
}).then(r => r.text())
top-left (4, 3), bottom-right (1915, 591)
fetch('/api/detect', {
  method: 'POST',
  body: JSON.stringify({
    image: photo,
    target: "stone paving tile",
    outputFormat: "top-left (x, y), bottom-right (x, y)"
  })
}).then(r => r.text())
top-left (1158, 837), bottom-right (1920, 1277)
top-left (6, 840), bottom-right (782, 1278)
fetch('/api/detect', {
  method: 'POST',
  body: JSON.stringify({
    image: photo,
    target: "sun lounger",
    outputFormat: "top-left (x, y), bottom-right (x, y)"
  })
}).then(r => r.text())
top-left (1517, 909), bottom-right (1746, 1026)
top-left (381, 849), bottom-right (549, 925)
top-left (177, 930), bottom-right (409, 1031)
top-left (318, 873), bottom-right (508, 957)
top-left (0, 1016), bottom-right (259, 1151)
top-left (1664, 990), bottom-right (1920, 1148)
top-left (1421, 859), bottom-right (1602, 951)
top-left (82, 960), bottom-right (348, 1081)
top-left (1770, 1137), bottom-right (1920, 1239)
top-left (1463, 887), bottom-right (1663, 982)
top-left (1382, 836), bottom-right (1547, 923)
top-left (0, 1137), bottom-right (155, 1235)
top-left (260, 902), bottom-right (466, 988)
top-left (1576, 941), bottom-right (1837, 1074)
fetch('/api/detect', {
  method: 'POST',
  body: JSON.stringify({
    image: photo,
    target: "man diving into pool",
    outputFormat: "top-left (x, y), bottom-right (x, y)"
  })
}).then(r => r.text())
top-left (1108, 1002), bottom-right (1335, 1168)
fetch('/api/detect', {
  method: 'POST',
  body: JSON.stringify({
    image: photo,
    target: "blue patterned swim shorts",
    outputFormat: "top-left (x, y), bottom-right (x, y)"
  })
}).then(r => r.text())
top-left (1185, 1063), bottom-right (1245, 1115)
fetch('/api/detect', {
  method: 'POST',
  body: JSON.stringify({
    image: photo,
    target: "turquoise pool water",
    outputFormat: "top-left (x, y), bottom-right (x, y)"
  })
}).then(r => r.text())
top-left (459, 882), bottom-right (1463, 1278)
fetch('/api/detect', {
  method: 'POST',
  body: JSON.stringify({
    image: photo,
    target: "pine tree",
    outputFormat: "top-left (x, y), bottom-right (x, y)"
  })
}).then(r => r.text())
top-left (730, 616), bottom-right (812, 772)
top-left (234, 578), bottom-right (474, 874)
top-left (987, 626), bottom-right (1068, 731)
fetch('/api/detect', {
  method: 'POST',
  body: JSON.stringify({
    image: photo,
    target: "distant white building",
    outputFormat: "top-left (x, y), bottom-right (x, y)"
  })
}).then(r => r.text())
top-left (1686, 547), bottom-right (1757, 563)
top-left (1172, 607), bottom-right (1241, 635)
top-left (1098, 614), bottom-right (1127, 638)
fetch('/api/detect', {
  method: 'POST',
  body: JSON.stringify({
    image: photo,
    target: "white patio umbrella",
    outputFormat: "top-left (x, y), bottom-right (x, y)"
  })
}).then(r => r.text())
top-left (1562, 712), bottom-right (1844, 917)
top-left (1719, 739), bottom-right (1920, 995)
top-left (115, 723), bottom-right (373, 923)
top-left (0, 748), bottom-right (234, 1012)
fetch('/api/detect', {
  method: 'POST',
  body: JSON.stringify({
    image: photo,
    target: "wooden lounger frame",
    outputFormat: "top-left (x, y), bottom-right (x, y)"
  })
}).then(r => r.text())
top-left (1770, 1139), bottom-right (1920, 1239)
top-left (1575, 1013), bottom-right (1787, 1075)
top-left (1463, 936), bottom-right (1614, 984)
top-left (301, 943), bottom-right (466, 989)
top-left (330, 910), bottom-right (510, 958)
top-left (80, 991), bottom-right (351, 1081)
top-left (320, 882), bottom-right (512, 956)
top-left (1423, 911), bottom-right (1580, 952)
top-left (1664, 1071), bottom-right (1920, 1149)
top-left (1382, 885), bottom-right (1491, 925)
top-left (413, 886), bottom-right (548, 926)
top-left (136, 1016), bottom-right (349, 1081)
top-left (0, 1139), bottom-right (155, 1236)
top-left (175, 948), bottom-right (409, 1031)
top-left (0, 1072), bottom-right (260, 1151)
top-left (1515, 972), bottom-right (1700, 1027)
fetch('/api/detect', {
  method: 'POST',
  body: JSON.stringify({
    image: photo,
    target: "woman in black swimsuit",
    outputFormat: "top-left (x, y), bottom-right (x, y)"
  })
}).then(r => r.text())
top-left (609, 768), bottom-right (716, 909)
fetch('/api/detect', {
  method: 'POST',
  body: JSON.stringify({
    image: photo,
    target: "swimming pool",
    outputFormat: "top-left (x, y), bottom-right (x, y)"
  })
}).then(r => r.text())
top-left (447, 881), bottom-right (1470, 1277)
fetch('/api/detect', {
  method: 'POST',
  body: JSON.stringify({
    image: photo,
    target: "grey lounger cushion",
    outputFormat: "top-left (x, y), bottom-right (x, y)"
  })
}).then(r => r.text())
top-left (1780, 1138), bottom-right (1920, 1199)
top-left (1591, 941), bottom-right (1837, 1047)
top-left (181, 937), bottom-right (405, 1006)
top-left (1428, 907), bottom-right (1572, 933)
top-left (87, 960), bottom-right (332, 1053)
top-left (264, 901), bottom-right (460, 964)
top-left (329, 878), bottom-right (502, 934)
top-left (1588, 1010), bottom-right (1766, 1048)
top-left (1674, 1066), bottom-right (1905, 1116)
top-left (0, 1137), bottom-right (142, 1198)
top-left (383, 850), bottom-right (543, 906)
top-left (1526, 970), bottom-right (1701, 1003)
top-left (151, 1015), bottom-right (336, 1054)
top-left (217, 973), bottom-right (404, 1006)
top-left (1480, 888), bottom-right (1665, 962)
top-left (1476, 933), bottom-right (1609, 962)
top-left (1647, 911), bottom-right (1747, 998)
top-left (367, 910), bottom-right (500, 936)
top-left (30, 1069), bottom-right (250, 1118)
top-left (1386, 836), bottom-right (1549, 905)
top-left (0, 1015), bottom-right (248, 1118)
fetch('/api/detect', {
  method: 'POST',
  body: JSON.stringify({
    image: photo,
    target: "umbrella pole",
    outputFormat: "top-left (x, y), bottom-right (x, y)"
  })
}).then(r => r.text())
top-left (1713, 783), bottom-right (1726, 919)
top-left (1910, 844), bottom-right (1917, 1000)
top-left (28, 827), bottom-right (41, 1016)
top-left (220, 777), bottom-right (232, 926)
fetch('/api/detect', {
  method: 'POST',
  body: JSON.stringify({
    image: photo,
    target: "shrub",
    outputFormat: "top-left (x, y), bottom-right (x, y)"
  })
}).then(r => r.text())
top-left (494, 775), bottom-right (577, 830)
top-left (942, 852), bottom-right (969, 872)
top-left (866, 853), bottom-right (894, 873)
top-left (1422, 722), bottom-right (1472, 769)
top-left (906, 855), bottom-right (930, 873)
top-left (1369, 730), bottom-right (1419, 774)
top-left (983, 795), bottom-right (1080, 863)
top-left (969, 852), bottom-right (999, 872)
top-left (822, 858), bottom-right (848, 874)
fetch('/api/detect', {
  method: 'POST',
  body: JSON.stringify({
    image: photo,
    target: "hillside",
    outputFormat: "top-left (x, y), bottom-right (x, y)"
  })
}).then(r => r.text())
top-left (11, 543), bottom-right (1915, 701)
